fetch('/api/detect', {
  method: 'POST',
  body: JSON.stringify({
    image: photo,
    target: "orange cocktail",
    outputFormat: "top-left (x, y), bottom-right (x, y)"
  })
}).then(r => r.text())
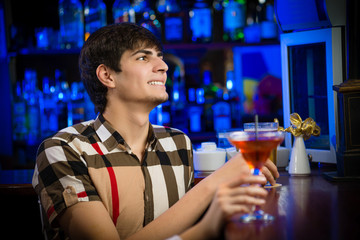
top-left (228, 133), bottom-right (283, 172)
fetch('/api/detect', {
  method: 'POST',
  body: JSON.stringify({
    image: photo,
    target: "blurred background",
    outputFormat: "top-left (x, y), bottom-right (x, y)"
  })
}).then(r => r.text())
top-left (0, 0), bottom-right (347, 169)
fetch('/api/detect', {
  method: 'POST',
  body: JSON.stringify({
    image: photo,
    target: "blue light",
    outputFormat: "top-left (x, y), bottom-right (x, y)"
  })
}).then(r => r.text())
top-left (226, 79), bottom-right (233, 90)
top-left (196, 88), bottom-right (205, 104)
top-left (58, 92), bottom-right (64, 100)
top-left (173, 90), bottom-right (179, 101)
top-left (203, 70), bottom-right (211, 85)
top-left (157, 104), bottom-right (163, 125)
top-left (188, 88), bottom-right (196, 102)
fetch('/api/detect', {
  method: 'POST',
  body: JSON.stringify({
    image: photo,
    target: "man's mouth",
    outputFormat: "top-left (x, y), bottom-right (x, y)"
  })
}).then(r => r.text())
top-left (147, 81), bottom-right (165, 86)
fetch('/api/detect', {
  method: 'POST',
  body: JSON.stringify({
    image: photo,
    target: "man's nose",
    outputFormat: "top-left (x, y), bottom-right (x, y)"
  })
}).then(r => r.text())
top-left (154, 58), bottom-right (168, 73)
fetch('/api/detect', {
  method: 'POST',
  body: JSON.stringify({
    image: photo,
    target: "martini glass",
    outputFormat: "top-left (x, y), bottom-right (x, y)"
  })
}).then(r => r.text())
top-left (227, 130), bottom-right (284, 222)
top-left (244, 122), bottom-right (281, 187)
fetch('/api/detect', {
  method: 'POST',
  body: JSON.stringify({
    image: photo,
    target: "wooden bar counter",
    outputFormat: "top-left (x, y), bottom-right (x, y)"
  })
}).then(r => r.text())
top-left (0, 169), bottom-right (43, 239)
top-left (224, 166), bottom-right (360, 240)
top-left (1, 166), bottom-right (360, 239)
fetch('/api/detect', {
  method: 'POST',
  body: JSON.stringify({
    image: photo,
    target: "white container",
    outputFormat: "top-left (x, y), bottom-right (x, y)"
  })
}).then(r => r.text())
top-left (193, 142), bottom-right (226, 172)
top-left (288, 135), bottom-right (311, 176)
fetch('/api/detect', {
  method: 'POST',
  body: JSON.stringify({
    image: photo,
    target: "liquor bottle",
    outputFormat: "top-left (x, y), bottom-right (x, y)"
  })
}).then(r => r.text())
top-left (170, 65), bottom-right (188, 132)
top-left (40, 77), bottom-right (58, 138)
top-left (13, 81), bottom-right (27, 141)
top-left (156, 0), bottom-right (186, 43)
top-left (213, 100), bottom-right (231, 132)
top-left (58, 0), bottom-right (84, 49)
top-left (69, 82), bottom-right (86, 125)
top-left (84, 0), bottom-right (107, 41)
top-left (55, 69), bottom-right (70, 129)
top-left (224, 49), bottom-right (241, 128)
top-left (134, 0), bottom-right (162, 40)
top-left (212, 0), bottom-right (224, 42)
top-left (112, 0), bottom-right (135, 23)
top-left (223, 0), bottom-right (246, 42)
top-left (24, 69), bottom-right (41, 145)
top-left (202, 69), bottom-right (219, 132)
top-left (189, 0), bottom-right (213, 43)
top-left (188, 88), bottom-right (203, 133)
top-left (171, 66), bottom-right (186, 106)
top-left (259, 0), bottom-right (278, 40)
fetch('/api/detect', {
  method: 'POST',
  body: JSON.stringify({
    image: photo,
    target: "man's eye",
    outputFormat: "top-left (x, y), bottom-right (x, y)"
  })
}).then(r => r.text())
top-left (138, 56), bottom-right (146, 61)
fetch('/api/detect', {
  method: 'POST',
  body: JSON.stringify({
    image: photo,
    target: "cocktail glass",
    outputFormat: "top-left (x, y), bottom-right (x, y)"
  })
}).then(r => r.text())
top-left (244, 122), bottom-right (280, 187)
top-left (227, 130), bottom-right (284, 222)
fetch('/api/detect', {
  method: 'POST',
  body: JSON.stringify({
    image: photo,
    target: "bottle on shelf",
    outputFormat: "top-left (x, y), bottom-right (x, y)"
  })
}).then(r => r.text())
top-left (58, 0), bottom-right (84, 49)
top-left (202, 69), bottom-right (219, 132)
top-left (224, 70), bottom-right (240, 127)
top-left (189, 0), bottom-right (213, 43)
top-left (13, 81), bottom-right (27, 142)
top-left (40, 76), bottom-right (58, 139)
top-left (213, 96), bottom-right (231, 132)
top-left (258, 0), bottom-right (278, 40)
top-left (169, 65), bottom-right (188, 132)
top-left (156, 0), bottom-right (187, 43)
top-left (223, 0), bottom-right (246, 42)
top-left (69, 82), bottom-right (86, 125)
top-left (55, 69), bottom-right (71, 130)
top-left (212, 0), bottom-right (224, 42)
top-left (84, 0), bottom-right (107, 41)
top-left (188, 87), bottom-right (203, 133)
top-left (112, 0), bottom-right (135, 23)
top-left (24, 69), bottom-right (41, 145)
top-left (224, 49), bottom-right (241, 128)
top-left (133, 0), bottom-right (162, 40)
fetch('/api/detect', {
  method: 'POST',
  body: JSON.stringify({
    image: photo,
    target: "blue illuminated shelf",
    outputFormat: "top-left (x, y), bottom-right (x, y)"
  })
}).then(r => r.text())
top-left (163, 40), bottom-right (279, 50)
top-left (9, 41), bottom-right (280, 57)
top-left (9, 48), bottom-right (81, 57)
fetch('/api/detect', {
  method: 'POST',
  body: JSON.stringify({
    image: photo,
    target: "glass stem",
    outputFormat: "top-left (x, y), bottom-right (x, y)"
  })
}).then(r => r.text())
top-left (252, 168), bottom-right (261, 176)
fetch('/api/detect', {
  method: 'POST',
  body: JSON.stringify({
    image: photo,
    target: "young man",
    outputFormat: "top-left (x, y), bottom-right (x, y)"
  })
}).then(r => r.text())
top-left (32, 23), bottom-right (278, 240)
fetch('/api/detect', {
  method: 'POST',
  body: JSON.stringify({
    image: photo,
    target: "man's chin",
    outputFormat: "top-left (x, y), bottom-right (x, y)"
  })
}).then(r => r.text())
top-left (154, 95), bottom-right (169, 105)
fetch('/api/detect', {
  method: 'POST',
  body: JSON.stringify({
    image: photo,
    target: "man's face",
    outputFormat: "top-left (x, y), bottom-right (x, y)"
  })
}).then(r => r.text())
top-left (113, 47), bottom-right (169, 109)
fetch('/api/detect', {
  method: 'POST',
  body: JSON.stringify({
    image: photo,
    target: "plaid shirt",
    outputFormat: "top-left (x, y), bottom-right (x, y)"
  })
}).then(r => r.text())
top-left (32, 114), bottom-right (194, 239)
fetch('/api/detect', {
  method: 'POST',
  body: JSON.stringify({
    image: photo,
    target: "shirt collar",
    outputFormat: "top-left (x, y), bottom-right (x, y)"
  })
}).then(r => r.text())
top-left (93, 114), bottom-right (158, 152)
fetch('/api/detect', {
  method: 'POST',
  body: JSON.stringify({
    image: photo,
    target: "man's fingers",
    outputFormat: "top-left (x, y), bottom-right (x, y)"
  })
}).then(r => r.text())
top-left (261, 166), bottom-right (277, 186)
top-left (229, 185), bottom-right (268, 199)
top-left (264, 159), bottom-right (279, 179)
top-left (226, 175), bottom-right (267, 188)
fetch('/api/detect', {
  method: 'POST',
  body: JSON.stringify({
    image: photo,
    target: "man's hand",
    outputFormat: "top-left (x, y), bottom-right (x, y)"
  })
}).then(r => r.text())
top-left (179, 175), bottom-right (268, 240)
top-left (261, 159), bottom-right (280, 186)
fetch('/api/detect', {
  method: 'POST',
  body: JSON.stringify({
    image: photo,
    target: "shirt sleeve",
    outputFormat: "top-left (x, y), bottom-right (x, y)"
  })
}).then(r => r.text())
top-left (184, 134), bottom-right (194, 190)
top-left (32, 137), bottom-right (100, 225)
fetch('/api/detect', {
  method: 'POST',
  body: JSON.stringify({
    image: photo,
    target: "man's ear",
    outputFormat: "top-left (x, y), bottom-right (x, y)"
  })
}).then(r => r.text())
top-left (96, 64), bottom-right (116, 88)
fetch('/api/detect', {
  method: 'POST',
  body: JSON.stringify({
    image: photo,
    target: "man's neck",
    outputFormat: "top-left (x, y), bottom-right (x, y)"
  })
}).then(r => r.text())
top-left (102, 102), bottom-right (151, 160)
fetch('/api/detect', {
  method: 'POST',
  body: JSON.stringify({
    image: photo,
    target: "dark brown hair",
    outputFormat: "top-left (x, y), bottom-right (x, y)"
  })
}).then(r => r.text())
top-left (79, 23), bottom-right (163, 114)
